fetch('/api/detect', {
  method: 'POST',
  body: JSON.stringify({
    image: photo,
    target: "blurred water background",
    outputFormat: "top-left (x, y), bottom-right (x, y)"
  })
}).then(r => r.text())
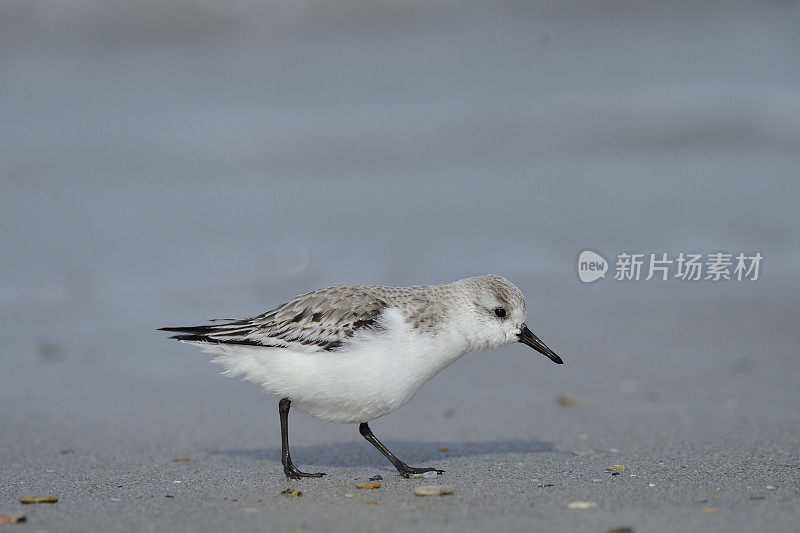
top-left (1, 0), bottom-right (799, 479)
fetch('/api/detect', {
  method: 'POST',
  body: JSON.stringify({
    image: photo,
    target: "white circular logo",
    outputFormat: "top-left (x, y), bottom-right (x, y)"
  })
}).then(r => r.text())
top-left (577, 250), bottom-right (608, 283)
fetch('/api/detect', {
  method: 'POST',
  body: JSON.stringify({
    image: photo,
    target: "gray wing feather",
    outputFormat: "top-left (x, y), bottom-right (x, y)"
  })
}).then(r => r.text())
top-left (160, 286), bottom-right (390, 351)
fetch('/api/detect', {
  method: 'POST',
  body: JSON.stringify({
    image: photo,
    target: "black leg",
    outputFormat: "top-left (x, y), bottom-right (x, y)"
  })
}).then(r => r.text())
top-left (279, 398), bottom-right (325, 479)
top-left (359, 422), bottom-right (444, 478)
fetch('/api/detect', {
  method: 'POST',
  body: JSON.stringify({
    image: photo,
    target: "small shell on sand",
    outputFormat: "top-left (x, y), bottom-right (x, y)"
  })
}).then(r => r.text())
top-left (567, 501), bottom-right (597, 510)
top-left (414, 485), bottom-right (454, 496)
top-left (19, 495), bottom-right (58, 504)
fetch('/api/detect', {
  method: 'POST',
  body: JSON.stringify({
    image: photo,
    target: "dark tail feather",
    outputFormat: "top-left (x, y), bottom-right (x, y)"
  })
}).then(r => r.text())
top-left (159, 326), bottom-right (266, 347)
top-left (158, 326), bottom-right (217, 343)
top-left (164, 333), bottom-right (266, 345)
top-left (167, 334), bottom-right (212, 342)
top-left (159, 325), bottom-right (219, 335)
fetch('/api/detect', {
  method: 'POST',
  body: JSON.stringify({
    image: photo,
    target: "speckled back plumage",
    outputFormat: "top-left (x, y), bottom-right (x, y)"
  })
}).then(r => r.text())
top-left (163, 283), bottom-right (447, 350)
top-left (160, 275), bottom-right (522, 352)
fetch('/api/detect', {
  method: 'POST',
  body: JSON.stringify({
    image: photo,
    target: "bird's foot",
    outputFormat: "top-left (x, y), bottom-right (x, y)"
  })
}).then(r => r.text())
top-left (283, 464), bottom-right (326, 480)
top-left (396, 465), bottom-right (445, 478)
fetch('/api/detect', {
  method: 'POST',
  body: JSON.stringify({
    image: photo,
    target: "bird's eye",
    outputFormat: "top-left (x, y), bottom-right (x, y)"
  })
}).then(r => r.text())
top-left (494, 308), bottom-right (507, 318)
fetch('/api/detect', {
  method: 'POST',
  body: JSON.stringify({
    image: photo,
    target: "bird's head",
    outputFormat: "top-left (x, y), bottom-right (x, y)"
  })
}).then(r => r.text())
top-left (452, 275), bottom-right (563, 364)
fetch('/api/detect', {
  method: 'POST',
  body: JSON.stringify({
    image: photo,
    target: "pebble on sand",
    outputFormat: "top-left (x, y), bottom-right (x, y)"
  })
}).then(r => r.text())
top-left (702, 506), bottom-right (719, 514)
top-left (0, 515), bottom-right (26, 524)
top-left (281, 488), bottom-right (302, 498)
top-left (440, 447), bottom-right (450, 452)
top-left (19, 495), bottom-right (58, 504)
top-left (567, 501), bottom-right (598, 510)
top-left (414, 485), bottom-right (454, 496)
top-left (172, 458), bottom-right (190, 462)
top-left (356, 482), bottom-right (381, 489)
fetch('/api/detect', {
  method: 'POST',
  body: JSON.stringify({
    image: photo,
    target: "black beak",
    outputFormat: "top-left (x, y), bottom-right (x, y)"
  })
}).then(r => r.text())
top-left (518, 324), bottom-right (563, 364)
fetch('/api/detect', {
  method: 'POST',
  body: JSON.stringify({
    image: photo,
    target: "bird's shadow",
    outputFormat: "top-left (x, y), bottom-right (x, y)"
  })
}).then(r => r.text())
top-left (208, 438), bottom-right (557, 468)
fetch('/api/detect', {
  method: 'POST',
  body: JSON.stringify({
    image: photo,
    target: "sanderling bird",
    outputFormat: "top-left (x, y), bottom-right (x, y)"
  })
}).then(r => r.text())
top-left (160, 275), bottom-right (562, 479)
